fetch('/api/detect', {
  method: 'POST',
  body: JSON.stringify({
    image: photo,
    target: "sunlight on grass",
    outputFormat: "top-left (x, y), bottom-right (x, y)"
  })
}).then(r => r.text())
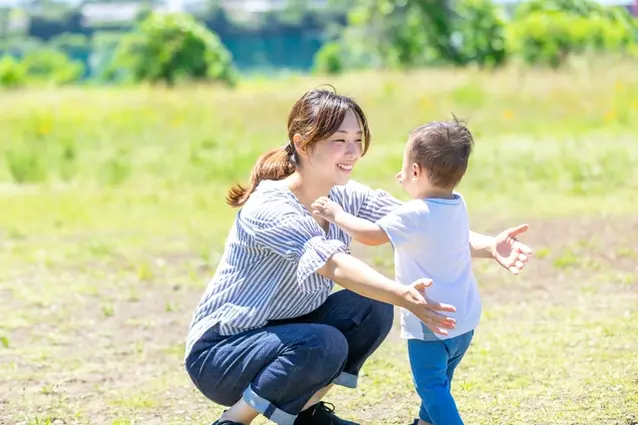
top-left (1, 65), bottom-right (637, 425)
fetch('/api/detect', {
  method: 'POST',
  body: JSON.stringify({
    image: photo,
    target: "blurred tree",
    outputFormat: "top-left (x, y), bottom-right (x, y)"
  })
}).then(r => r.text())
top-left (320, 0), bottom-right (509, 71)
top-left (455, 0), bottom-right (508, 68)
top-left (110, 12), bottom-right (237, 87)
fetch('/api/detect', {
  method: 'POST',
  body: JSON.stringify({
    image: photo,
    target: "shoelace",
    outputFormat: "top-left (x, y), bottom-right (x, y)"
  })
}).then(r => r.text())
top-left (315, 401), bottom-right (336, 415)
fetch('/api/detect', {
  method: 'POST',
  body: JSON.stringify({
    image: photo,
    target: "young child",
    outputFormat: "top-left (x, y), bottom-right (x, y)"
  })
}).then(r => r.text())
top-left (312, 118), bottom-right (479, 425)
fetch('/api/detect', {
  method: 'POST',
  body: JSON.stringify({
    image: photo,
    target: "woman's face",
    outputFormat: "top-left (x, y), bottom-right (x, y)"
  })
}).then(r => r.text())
top-left (295, 109), bottom-right (364, 187)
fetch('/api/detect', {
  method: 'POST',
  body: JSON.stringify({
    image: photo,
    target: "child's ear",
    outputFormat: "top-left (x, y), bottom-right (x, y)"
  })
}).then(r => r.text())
top-left (411, 163), bottom-right (420, 179)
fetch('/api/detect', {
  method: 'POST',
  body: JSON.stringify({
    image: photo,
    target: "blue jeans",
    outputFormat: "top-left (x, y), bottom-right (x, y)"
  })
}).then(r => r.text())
top-left (407, 330), bottom-right (474, 425)
top-left (185, 289), bottom-right (394, 425)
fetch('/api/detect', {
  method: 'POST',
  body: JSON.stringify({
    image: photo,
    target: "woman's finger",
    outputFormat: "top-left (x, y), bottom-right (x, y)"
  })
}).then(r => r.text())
top-left (422, 310), bottom-right (456, 328)
top-left (424, 323), bottom-right (450, 336)
top-left (425, 299), bottom-right (457, 313)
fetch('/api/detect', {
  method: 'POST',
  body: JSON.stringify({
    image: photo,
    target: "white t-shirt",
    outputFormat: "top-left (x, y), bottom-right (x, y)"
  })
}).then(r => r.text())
top-left (376, 193), bottom-right (481, 341)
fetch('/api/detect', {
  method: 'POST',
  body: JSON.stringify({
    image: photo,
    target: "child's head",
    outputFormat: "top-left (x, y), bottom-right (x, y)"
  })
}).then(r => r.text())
top-left (397, 117), bottom-right (474, 198)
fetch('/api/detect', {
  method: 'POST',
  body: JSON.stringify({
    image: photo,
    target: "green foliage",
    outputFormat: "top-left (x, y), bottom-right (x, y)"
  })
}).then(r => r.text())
top-left (345, 0), bottom-right (450, 68)
top-left (111, 12), bottom-right (237, 87)
top-left (312, 41), bottom-right (344, 75)
top-left (0, 55), bottom-right (26, 88)
top-left (455, 0), bottom-right (508, 68)
top-left (343, 0), bottom-right (509, 69)
top-left (509, 1), bottom-right (638, 68)
top-left (21, 48), bottom-right (85, 85)
top-left (514, 0), bottom-right (606, 18)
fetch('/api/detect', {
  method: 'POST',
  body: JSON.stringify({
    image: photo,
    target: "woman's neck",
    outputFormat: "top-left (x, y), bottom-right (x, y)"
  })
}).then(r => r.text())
top-left (284, 172), bottom-right (333, 213)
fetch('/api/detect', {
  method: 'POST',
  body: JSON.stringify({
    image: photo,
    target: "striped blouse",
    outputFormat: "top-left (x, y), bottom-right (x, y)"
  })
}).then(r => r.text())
top-left (184, 179), bottom-right (402, 358)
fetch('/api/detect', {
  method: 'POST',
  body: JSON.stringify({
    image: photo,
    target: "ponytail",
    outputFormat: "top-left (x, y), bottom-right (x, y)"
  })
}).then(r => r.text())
top-left (226, 144), bottom-right (296, 207)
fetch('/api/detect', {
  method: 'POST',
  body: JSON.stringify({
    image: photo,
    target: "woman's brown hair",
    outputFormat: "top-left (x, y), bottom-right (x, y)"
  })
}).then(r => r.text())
top-left (226, 86), bottom-right (371, 207)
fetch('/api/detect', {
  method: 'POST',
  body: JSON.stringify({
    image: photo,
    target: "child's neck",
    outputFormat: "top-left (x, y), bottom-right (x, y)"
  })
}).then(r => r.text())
top-left (415, 186), bottom-right (455, 200)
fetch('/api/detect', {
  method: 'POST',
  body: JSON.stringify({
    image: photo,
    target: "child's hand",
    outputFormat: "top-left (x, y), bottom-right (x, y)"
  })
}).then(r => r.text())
top-left (311, 196), bottom-right (344, 223)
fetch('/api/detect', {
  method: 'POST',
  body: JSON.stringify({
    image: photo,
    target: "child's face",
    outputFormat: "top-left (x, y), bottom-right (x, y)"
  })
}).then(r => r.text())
top-left (395, 139), bottom-right (426, 198)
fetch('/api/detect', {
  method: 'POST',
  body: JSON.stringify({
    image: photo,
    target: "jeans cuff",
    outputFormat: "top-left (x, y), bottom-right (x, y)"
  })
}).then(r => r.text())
top-left (332, 371), bottom-right (358, 389)
top-left (242, 385), bottom-right (297, 425)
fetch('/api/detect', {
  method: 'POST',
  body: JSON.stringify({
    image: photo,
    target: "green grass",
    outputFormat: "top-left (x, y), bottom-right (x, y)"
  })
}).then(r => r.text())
top-left (1, 64), bottom-right (637, 424)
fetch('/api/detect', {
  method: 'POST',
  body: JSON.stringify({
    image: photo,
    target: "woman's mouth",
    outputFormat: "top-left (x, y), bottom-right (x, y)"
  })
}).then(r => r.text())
top-left (337, 164), bottom-right (353, 174)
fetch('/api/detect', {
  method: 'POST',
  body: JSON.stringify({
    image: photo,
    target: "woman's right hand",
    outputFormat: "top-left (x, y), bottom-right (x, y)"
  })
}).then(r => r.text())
top-left (402, 279), bottom-right (457, 336)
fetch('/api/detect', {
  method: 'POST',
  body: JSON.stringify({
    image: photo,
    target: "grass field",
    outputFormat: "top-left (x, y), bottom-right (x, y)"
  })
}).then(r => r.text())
top-left (1, 63), bottom-right (637, 425)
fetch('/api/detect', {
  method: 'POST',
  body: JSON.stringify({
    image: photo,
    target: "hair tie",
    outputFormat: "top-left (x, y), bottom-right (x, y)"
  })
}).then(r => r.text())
top-left (282, 141), bottom-right (297, 164)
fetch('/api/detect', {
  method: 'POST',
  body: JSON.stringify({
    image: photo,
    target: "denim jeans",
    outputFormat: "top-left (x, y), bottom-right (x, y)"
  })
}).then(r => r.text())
top-left (407, 329), bottom-right (474, 425)
top-left (185, 289), bottom-right (394, 425)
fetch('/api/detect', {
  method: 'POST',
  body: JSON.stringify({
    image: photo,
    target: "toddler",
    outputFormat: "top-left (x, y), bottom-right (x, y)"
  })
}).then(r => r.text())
top-left (312, 118), bottom-right (479, 425)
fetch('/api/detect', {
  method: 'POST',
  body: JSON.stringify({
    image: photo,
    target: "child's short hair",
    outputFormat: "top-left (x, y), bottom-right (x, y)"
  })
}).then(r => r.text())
top-left (408, 116), bottom-right (474, 189)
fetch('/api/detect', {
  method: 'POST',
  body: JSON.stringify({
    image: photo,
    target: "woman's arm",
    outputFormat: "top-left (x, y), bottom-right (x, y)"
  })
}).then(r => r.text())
top-left (318, 252), bottom-right (457, 335)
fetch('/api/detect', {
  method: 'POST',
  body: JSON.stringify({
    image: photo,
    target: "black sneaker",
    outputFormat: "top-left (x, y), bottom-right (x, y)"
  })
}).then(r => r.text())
top-left (212, 420), bottom-right (243, 425)
top-left (293, 402), bottom-right (359, 425)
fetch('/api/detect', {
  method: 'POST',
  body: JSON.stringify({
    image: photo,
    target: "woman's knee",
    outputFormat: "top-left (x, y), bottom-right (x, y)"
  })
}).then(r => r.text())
top-left (185, 349), bottom-right (243, 407)
top-left (367, 299), bottom-right (394, 336)
top-left (292, 325), bottom-right (349, 382)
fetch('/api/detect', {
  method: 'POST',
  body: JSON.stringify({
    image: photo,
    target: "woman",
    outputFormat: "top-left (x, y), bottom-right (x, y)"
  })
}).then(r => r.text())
top-left (184, 88), bottom-right (532, 425)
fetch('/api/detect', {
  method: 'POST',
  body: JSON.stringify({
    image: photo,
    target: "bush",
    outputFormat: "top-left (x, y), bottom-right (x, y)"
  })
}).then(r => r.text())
top-left (514, 0), bottom-right (605, 18)
top-left (111, 12), bottom-right (237, 87)
top-left (0, 55), bottom-right (26, 88)
top-left (21, 48), bottom-right (85, 85)
top-left (313, 41), bottom-right (344, 75)
top-left (508, 2), bottom-right (638, 68)
top-left (455, 0), bottom-right (509, 68)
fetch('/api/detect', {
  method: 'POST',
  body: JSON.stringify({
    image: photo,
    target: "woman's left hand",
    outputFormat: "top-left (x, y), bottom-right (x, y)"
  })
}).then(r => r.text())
top-left (491, 224), bottom-right (533, 275)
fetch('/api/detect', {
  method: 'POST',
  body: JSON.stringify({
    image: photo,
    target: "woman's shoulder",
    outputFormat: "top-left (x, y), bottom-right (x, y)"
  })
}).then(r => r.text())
top-left (330, 179), bottom-right (375, 201)
top-left (241, 180), bottom-right (303, 221)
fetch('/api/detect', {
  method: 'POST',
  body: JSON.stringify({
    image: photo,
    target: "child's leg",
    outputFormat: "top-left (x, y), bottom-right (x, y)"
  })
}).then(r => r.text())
top-left (407, 338), bottom-right (464, 425)
top-left (445, 330), bottom-right (474, 384)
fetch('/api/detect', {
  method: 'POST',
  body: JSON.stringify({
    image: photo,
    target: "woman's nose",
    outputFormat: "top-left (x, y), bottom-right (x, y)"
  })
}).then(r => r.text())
top-left (346, 140), bottom-right (362, 158)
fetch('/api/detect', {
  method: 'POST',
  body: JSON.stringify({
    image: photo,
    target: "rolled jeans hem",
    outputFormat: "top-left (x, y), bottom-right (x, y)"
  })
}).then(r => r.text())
top-left (242, 385), bottom-right (297, 425)
top-left (333, 371), bottom-right (358, 389)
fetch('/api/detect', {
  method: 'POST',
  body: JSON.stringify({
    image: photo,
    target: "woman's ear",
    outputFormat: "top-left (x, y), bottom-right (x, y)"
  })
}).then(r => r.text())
top-left (292, 134), bottom-right (306, 158)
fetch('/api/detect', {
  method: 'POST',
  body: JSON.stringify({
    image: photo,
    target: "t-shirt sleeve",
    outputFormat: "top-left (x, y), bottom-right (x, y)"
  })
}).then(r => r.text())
top-left (375, 200), bottom-right (430, 249)
top-left (238, 198), bottom-right (347, 291)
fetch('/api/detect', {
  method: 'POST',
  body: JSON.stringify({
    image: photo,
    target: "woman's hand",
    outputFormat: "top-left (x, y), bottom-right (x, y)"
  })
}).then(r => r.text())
top-left (490, 224), bottom-right (533, 275)
top-left (401, 279), bottom-right (457, 336)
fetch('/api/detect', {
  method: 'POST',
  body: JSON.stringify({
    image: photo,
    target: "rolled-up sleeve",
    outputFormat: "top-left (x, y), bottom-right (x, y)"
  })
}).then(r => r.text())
top-left (240, 203), bottom-right (347, 291)
top-left (345, 181), bottom-right (404, 223)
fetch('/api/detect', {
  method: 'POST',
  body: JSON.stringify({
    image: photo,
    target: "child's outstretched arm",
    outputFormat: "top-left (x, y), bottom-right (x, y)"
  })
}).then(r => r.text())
top-left (312, 197), bottom-right (390, 246)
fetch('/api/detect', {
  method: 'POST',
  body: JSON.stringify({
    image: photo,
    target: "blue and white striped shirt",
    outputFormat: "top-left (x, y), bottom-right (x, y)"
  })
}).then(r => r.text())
top-left (185, 179), bottom-right (402, 358)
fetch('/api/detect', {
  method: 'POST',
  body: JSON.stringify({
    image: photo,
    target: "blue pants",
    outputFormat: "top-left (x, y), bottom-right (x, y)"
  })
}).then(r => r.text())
top-left (185, 289), bottom-right (394, 425)
top-left (407, 330), bottom-right (474, 425)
